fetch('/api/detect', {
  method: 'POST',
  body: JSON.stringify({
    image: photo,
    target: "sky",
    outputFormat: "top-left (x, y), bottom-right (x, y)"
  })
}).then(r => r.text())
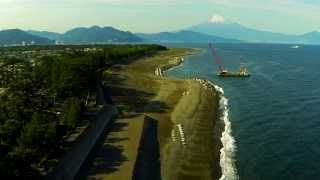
top-left (0, 0), bottom-right (319, 34)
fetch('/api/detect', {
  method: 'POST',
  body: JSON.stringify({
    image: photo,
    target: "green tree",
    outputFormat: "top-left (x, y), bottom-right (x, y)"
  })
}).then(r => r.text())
top-left (17, 112), bottom-right (59, 155)
top-left (60, 97), bottom-right (81, 129)
top-left (18, 112), bottom-right (46, 150)
top-left (0, 119), bottom-right (22, 146)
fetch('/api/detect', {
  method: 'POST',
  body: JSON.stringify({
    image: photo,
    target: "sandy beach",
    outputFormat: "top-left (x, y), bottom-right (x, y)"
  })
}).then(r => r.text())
top-left (80, 48), bottom-right (222, 180)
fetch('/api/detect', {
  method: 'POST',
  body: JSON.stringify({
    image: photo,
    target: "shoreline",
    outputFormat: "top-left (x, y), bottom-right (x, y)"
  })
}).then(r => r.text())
top-left (164, 51), bottom-right (237, 180)
top-left (81, 47), bottom-right (225, 180)
top-left (152, 49), bottom-right (225, 180)
top-left (210, 83), bottom-right (238, 180)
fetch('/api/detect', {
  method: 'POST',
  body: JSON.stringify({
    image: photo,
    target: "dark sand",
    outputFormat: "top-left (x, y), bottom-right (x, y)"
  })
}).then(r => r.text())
top-left (80, 48), bottom-right (221, 180)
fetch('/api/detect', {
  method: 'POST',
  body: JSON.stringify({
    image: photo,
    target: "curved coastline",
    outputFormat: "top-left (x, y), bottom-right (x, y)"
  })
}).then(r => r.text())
top-left (164, 50), bottom-right (238, 180)
top-left (80, 47), bottom-right (237, 180)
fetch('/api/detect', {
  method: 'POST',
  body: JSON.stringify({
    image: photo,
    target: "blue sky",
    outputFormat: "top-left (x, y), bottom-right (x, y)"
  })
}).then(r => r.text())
top-left (0, 0), bottom-right (319, 34)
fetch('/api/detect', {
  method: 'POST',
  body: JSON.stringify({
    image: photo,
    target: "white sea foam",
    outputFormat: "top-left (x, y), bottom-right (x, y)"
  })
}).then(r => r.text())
top-left (213, 84), bottom-right (239, 180)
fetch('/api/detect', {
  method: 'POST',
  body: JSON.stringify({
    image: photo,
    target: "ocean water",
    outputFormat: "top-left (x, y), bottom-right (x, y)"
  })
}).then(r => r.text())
top-left (165, 43), bottom-right (320, 180)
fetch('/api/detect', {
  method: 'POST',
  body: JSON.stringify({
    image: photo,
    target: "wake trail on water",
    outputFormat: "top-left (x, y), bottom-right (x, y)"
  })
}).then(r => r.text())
top-left (213, 85), bottom-right (239, 180)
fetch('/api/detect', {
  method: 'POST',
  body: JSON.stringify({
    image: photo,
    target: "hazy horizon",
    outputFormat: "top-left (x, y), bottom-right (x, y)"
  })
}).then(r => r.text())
top-left (1, 0), bottom-right (320, 34)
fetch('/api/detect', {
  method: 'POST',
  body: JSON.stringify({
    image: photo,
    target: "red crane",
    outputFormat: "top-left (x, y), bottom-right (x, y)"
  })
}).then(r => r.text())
top-left (209, 44), bottom-right (251, 77)
top-left (209, 43), bottom-right (224, 72)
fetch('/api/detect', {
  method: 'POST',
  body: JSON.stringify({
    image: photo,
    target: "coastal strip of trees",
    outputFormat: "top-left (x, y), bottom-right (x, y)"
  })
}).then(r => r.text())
top-left (0, 44), bottom-right (166, 179)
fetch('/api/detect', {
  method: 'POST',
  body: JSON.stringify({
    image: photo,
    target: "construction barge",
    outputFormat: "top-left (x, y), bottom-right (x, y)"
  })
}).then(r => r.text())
top-left (209, 43), bottom-right (251, 78)
top-left (217, 63), bottom-right (250, 77)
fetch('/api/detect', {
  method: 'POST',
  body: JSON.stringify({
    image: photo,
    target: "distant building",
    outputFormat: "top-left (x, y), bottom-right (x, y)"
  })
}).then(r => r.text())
top-left (55, 41), bottom-right (64, 45)
top-left (83, 48), bottom-right (102, 52)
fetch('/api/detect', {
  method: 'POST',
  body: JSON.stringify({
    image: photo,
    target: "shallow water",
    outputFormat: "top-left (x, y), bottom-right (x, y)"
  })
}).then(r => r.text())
top-left (165, 43), bottom-right (320, 180)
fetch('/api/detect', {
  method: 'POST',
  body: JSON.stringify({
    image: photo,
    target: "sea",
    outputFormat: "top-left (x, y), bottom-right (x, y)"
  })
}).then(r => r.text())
top-left (164, 43), bottom-right (320, 180)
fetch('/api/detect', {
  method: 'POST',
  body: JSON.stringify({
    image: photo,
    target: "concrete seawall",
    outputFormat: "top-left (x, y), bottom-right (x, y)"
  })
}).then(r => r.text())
top-left (47, 80), bottom-right (118, 180)
top-left (47, 105), bottom-right (118, 180)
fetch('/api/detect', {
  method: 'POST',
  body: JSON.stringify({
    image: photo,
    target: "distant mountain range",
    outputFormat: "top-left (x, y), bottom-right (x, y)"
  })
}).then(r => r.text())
top-left (0, 26), bottom-right (143, 45)
top-left (136, 30), bottom-right (241, 43)
top-left (1, 26), bottom-right (239, 46)
top-left (189, 21), bottom-right (320, 44)
top-left (27, 30), bottom-right (62, 41)
top-left (0, 29), bottom-right (53, 45)
top-left (29, 26), bottom-right (142, 43)
top-left (0, 22), bottom-right (319, 46)
top-left (60, 26), bottom-right (142, 43)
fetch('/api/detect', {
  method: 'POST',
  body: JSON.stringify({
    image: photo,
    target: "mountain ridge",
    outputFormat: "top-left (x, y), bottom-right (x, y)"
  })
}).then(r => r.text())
top-left (136, 30), bottom-right (241, 43)
top-left (0, 29), bottom-right (53, 45)
top-left (60, 26), bottom-right (143, 43)
top-left (27, 30), bottom-right (62, 41)
top-left (189, 21), bottom-right (320, 44)
top-left (1, 23), bottom-right (319, 45)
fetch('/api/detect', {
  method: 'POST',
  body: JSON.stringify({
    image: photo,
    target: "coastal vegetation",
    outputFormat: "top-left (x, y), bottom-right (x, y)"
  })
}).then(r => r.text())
top-left (0, 44), bottom-right (166, 178)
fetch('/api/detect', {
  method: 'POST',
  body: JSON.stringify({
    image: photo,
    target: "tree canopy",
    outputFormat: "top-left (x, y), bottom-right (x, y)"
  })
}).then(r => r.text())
top-left (0, 44), bottom-right (166, 178)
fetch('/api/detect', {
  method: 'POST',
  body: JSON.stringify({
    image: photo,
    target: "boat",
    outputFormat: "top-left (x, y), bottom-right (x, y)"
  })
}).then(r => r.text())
top-left (217, 63), bottom-right (250, 77)
top-left (209, 43), bottom-right (250, 78)
top-left (291, 45), bottom-right (300, 49)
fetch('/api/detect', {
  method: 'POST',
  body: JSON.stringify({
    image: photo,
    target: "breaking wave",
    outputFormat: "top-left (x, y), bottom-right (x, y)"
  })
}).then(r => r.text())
top-left (214, 85), bottom-right (239, 180)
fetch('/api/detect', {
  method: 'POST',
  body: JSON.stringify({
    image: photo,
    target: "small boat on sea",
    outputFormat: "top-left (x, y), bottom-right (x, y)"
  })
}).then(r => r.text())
top-left (217, 63), bottom-right (250, 77)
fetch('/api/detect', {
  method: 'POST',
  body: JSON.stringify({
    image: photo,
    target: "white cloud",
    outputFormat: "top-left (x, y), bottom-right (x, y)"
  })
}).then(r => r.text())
top-left (0, 0), bottom-right (319, 33)
top-left (0, 0), bottom-right (193, 7)
top-left (209, 14), bottom-right (225, 23)
top-left (208, 0), bottom-right (320, 16)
